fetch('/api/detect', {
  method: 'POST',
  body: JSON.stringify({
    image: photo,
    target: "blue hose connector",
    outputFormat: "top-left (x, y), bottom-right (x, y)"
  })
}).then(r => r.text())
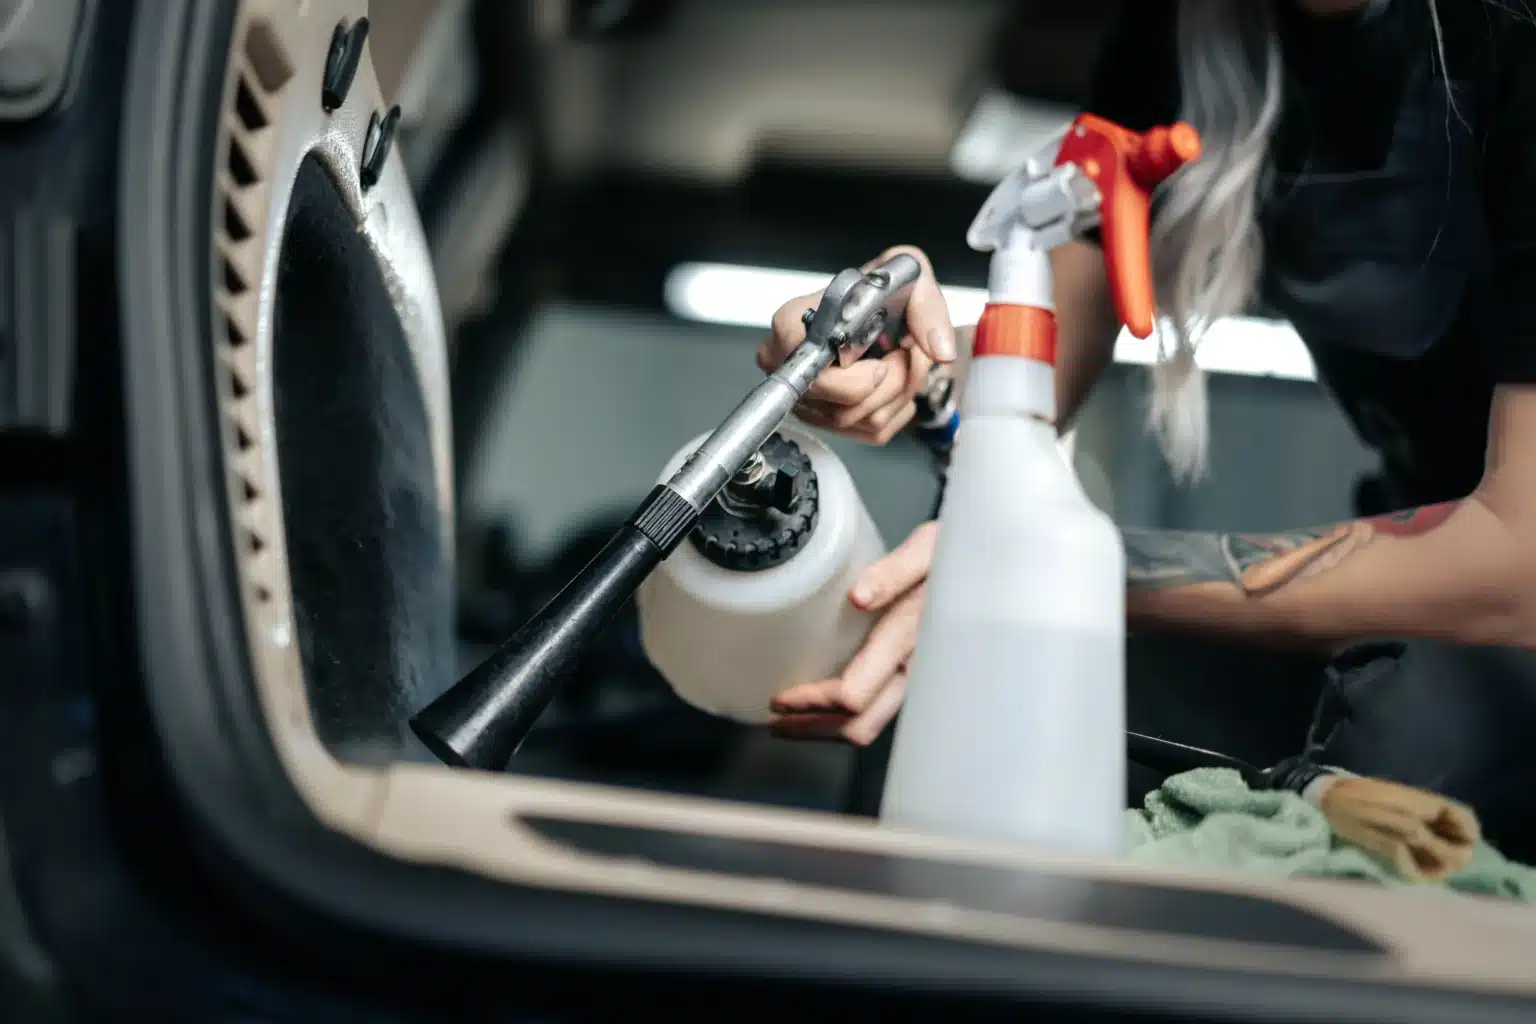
top-left (912, 364), bottom-right (959, 472)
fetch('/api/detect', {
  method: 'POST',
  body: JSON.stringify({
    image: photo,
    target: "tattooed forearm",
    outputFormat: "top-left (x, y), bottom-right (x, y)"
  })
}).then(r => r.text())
top-left (1123, 502), bottom-right (1460, 597)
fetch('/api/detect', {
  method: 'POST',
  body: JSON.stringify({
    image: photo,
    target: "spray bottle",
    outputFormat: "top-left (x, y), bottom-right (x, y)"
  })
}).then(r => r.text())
top-left (879, 115), bottom-right (1201, 855)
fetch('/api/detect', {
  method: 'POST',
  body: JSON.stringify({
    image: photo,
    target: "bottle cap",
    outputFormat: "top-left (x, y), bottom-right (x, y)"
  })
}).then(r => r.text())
top-left (691, 435), bottom-right (820, 572)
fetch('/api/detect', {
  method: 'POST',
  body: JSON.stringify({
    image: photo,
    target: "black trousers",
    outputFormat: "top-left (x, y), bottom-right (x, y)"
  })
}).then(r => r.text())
top-left (846, 635), bottom-right (1536, 864)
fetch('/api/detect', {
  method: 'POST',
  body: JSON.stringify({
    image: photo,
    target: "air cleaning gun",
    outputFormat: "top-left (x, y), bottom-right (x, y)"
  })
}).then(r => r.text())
top-left (411, 255), bottom-right (923, 770)
top-left (878, 115), bottom-right (1201, 856)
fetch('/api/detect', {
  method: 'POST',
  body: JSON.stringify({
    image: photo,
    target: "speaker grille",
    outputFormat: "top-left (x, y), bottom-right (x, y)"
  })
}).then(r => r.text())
top-left (206, 1), bottom-right (455, 764)
top-left (215, 13), bottom-right (290, 620)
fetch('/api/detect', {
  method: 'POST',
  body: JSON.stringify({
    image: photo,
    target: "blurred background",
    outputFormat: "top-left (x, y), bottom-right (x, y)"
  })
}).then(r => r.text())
top-left (0, 2), bottom-right (1469, 1019)
top-left (382, 0), bottom-right (1377, 811)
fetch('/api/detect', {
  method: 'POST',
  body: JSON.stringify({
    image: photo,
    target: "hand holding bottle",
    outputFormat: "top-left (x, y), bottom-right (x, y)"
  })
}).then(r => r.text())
top-left (769, 520), bottom-right (938, 745)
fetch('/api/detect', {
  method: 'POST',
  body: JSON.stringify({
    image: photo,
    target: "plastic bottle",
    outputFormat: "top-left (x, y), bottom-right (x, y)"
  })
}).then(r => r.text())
top-left (879, 115), bottom-right (1201, 855)
top-left (637, 423), bottom-right (886, 725)
top-left (880, 355), bottom-right (1127, 853)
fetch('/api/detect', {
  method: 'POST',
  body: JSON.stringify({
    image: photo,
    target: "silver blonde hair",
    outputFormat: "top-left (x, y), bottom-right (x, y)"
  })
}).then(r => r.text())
top-left (1149, 0), bottom-right (1282, 482)
top-left (1152, 0), bottom-right (1450, 482)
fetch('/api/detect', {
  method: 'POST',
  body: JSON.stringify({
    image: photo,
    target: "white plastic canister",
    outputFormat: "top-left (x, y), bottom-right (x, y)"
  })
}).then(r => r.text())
top-left (637, 423), bottom-right (886, 725)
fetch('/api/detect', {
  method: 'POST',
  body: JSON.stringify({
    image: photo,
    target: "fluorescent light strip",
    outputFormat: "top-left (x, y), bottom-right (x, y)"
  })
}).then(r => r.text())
top-left (664, 262), bottom-right (1316, 383)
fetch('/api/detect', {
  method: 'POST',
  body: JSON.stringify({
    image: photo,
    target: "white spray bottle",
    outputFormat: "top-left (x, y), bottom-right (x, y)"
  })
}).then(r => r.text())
top-left (879, 115), bottom-right (1202, 855)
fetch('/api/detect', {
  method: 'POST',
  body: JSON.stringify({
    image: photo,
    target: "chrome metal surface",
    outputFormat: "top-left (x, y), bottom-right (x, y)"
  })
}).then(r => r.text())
top-left (666, 256), bottom-right (919, 510)
top-left (666, 368), bottom-right (811, 510)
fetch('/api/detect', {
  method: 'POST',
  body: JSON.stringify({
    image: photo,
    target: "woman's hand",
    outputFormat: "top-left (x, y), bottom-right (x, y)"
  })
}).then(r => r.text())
top-left (756, 245), bottom-right (957, 446)
top-left (770, 521), bottom-right (939, 745)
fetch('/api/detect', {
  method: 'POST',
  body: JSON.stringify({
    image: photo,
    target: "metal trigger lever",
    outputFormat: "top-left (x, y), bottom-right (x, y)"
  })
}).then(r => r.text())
top-left (799, 254), bottom-right (923, 367)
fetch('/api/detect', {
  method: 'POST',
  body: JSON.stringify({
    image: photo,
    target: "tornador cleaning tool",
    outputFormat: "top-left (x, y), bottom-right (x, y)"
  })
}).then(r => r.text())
top-left (410, 255), bottom-right (923, 770)
top-left (879, 115), bottom-right (1202, 855)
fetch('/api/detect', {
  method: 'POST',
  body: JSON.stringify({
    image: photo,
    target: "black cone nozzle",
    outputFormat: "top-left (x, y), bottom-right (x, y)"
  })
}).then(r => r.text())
top-left (411, 486), bottom-right (696, 770)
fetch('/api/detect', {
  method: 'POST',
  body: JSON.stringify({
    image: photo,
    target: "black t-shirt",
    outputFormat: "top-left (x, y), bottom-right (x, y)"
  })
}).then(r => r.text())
top-left (1088, 0), bottom-right (1536, 509)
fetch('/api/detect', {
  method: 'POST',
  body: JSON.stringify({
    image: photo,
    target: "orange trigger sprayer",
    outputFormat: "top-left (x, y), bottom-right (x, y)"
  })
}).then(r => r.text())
top-left (1057, 115), bottom-right (1203, 338)
top-left (879, 116), bottom-right (1201, 856)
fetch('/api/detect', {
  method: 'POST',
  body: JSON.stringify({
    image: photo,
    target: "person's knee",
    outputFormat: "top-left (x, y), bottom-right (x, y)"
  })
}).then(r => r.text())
top-left (1311, 641), bottom-right (1535, 783)
top-left (1126, 634), bottom-right (1324, 768)
top-left (1308, 639), bottom-right (1536, 857)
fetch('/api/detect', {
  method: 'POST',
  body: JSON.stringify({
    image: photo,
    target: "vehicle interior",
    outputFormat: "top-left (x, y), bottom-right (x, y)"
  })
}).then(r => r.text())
top-left (3, 0), bottom-right (1536, 1020)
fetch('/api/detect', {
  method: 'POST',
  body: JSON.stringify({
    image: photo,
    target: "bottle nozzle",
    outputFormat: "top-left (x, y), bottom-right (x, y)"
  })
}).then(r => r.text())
top-left (1128, 123), bottom-right (1202, 191)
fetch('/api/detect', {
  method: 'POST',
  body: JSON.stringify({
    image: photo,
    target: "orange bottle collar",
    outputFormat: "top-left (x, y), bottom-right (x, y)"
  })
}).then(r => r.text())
top-left (973, 304), bottom-right (1058, 363)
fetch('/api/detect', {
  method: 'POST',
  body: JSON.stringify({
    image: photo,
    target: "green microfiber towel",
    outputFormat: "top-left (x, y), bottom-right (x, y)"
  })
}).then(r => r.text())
top-left (1122, 768), bottom-right (1536, 901)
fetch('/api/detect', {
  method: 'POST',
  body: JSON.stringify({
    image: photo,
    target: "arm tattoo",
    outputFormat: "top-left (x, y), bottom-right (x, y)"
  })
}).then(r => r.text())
top-left (1123, 502), bottom-right (1459, 596)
